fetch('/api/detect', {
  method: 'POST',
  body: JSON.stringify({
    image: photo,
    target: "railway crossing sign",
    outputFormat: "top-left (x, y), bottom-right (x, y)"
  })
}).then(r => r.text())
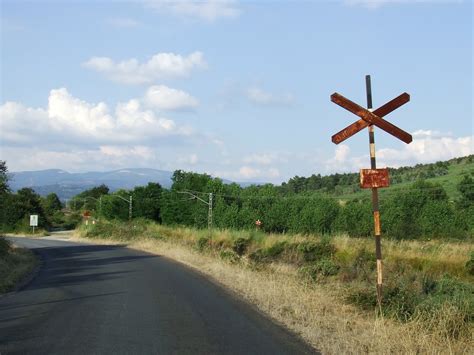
top-left (331, 92), bottom-right (412, 144)
top-left (331, 75), bottom-right (412, 306)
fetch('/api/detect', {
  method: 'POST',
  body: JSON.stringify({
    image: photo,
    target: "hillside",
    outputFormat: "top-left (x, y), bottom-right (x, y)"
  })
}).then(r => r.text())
top-left (9, 155), bottom-right (473, 202)
top-left (281, 155), bottom-right (473, 201)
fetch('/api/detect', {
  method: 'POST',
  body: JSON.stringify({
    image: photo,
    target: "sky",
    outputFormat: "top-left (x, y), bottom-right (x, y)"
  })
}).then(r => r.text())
top-left (0, 0), bottom-right (472, 184)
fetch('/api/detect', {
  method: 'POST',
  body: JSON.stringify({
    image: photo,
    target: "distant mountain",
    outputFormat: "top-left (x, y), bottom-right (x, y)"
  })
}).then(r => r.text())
top-left (9, 168), bottom-right (174, 201)
top-left (9, 168), bottom-right (266, 201)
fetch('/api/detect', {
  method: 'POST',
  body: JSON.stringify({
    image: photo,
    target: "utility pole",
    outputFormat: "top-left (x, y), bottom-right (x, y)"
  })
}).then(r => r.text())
top-left (208, 193), bottom-right (213, 231)
top-left (178, 190), bottom-right (213, 232)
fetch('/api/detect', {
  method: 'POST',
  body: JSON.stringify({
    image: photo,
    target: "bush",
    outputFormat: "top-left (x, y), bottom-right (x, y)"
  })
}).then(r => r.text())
top-left (416, 276), bottom-right (474, 338)
top-left (466, 251), bottom-right (474, 275)
top-left (337, 200), bottom-right (372, 237)
top-left (0, 236), bottom-right (11, 257)
top-left (347, 273), bottom-right (474, 339)
top-left (300, 258), bottom-right (340, 281)
top-left (341, 248), bottom-right (375, 282)
top-left (219, 249), bottom-right (240, 263)
top-left (249, 241), bottom-right (288, 263)
top-left (232, 237), bottom-right (251, 256)
top-left (297, 239), bottom-right (336, 262)
top-left (196, 236), bottom-right (210, 252)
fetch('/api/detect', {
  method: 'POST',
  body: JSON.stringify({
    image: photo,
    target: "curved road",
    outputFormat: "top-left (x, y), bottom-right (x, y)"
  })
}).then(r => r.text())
top-left (0, 237), bottom-right (316, 354)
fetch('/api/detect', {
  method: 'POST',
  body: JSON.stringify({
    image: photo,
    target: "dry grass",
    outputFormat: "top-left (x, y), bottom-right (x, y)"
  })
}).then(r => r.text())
top-left (73, 225), bottom-right (474, 354)
top-left (0, 245), bottom-right (38, 294)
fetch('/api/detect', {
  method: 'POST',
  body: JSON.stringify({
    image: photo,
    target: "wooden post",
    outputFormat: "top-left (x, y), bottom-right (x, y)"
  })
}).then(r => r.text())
top-left (366, 75), bottom-right (383, 306)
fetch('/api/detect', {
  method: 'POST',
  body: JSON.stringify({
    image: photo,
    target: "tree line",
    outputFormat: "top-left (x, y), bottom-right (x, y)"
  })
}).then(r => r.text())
top-left (1, 158), bottom-right (473, 240)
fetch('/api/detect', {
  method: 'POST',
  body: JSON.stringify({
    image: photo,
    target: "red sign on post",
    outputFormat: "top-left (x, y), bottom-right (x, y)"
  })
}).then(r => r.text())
top-left (360, 168), bottom-right (390, 189)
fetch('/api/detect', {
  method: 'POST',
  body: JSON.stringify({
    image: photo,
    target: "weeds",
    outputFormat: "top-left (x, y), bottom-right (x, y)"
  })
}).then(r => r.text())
top-left (77, 219), bottom-right (474, 351)
top-left (466, 251), bottom-right (474, 275)
top-left (0, 235), bottom-right (11, 256)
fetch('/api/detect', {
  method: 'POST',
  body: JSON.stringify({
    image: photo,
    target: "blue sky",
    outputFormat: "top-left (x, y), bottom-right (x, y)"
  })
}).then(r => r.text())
top-left (1, 0), bottom-right (472, 183)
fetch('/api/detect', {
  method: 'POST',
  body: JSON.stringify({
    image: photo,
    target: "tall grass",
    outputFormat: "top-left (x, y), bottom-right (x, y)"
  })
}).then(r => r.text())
top-left (0, 236), bottom-right (38, 293)
top-left (77, 220), bottom-right (474, 353)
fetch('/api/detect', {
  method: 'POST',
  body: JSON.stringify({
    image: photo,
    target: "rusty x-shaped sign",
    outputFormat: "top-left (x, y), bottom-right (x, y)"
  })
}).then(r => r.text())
top-left (331, 92), bottom-right (412, 144)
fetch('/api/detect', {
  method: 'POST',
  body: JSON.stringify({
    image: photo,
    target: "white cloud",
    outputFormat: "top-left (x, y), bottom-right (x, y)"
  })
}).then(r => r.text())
top-left (323, 131), bottom-right (473, 173)
top-left (178, 153), bottom-right (199, 165)
top-left (83, 51), bottom-right (207, 85)
top-left (2, 145), bottom-right (163, 173)
top-left (146, 0), bottom-right (241, 22)
top-left (106, 17), bottom-right (141, 28)
top-left (144, 85), bottom-right (199, 111)
top-left (324, 144), bottom-right (357, 173)
top-left (376, 130), bottom-right (473, 167)
top-left (214, 166), bottom-right (280, 181)
top-left (243, 152), bottom-right (289, 166)
top-left (344, 0), bottom-right (462, 9)
top-left (334, 144), bottom-right (350, 163)
top-left (0, 88), bottom-right (192, 147)
top-left (246, 87), bottom-right (294, 106)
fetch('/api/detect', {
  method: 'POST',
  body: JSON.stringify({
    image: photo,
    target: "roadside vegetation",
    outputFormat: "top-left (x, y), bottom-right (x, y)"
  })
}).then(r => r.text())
top-left (0, 161), bottom-right (81, 234)
top-left (2, 156), bottom-right (473, 351)
top-left (77, 220), bottom-right (473, 353)
top-left (0, 236), bottom-right (38, 293)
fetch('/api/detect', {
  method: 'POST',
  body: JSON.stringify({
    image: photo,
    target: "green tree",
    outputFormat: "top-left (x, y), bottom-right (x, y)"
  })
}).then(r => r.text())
top-left (42, 193), bottom-right (63, 216)
top-left (457, 175), bottom-right (474, 209)
top-left (132, 182), bottom-right (163, 222)
top-left (0, 160), bottom-right (10, 195)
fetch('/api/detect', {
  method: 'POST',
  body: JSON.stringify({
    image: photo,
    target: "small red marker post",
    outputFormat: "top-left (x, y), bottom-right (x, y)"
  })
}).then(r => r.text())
top-left (331, 76), bottom-right (412, 306)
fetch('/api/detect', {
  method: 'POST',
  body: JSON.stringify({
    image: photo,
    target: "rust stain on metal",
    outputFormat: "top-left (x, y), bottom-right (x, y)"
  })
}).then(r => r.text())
top-left (360, 168), bottom-right (390, 189)
top-left (331, 93), bottom-right (413, 144)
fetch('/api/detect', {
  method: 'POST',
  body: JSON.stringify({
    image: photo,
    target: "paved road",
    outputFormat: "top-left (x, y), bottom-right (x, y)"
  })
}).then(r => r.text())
top-left (0, 237), bottom-right (316, 355)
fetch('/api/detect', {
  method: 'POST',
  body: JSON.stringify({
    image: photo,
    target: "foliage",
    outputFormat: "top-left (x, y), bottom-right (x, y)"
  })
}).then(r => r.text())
top-left (0, 236), bottom-right (11, 257)
top-left (300, 258), bottom-right (340, 281)
top-left (232, 237), bottom-right (251, 256)
top-left (196, 236), bottom-right (210, 251)
top-left (466, 251), bottom-right (474, 275)
top-left (0, 247), bottom-right (37, 294)
top-left (297, 239), bottom-right (336, 262)
top-left (0, 160), bottom-right (10, 195)
top-left (41, 193), bottom-right (63, 216)
top-left (457, 175), bottom-right (474, 209)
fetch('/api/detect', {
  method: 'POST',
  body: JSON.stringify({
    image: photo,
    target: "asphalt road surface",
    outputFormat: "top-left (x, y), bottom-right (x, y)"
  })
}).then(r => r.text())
top-left (0, 237), bottom-right (316, 355)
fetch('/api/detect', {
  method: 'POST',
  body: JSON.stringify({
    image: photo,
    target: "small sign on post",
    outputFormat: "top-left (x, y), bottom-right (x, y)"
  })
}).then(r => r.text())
top-left (360, 168), bottom-right (390, 189)
top-left (30, 214), bottom-right (38, 234)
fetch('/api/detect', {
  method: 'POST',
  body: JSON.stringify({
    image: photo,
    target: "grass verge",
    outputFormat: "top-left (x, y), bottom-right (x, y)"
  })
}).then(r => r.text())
top-left (0, 236), bottom-right (38, 294)
top-left (75, 220), bottom-right (474, 354)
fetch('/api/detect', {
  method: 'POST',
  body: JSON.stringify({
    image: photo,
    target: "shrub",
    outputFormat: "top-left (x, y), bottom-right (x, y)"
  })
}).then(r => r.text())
top-left (249, 241), bottom-right (287, 263)
top-left (341, 247), bottom-right (375, 282)
top-left (0, 236), bottom-right (11, 257)
top-left (466, 251), bottom-right (474, 275)
top-left (232, 237), bottom-right (251, 256)
top-left (416, 276), bottom-right (474, 338)
top-left (297, 239), bottom-right (336, 262)
top-left (300, 258), bottom-right (340, 281)
top-left (219, 249), bottom-right (240, 263)
top-left (196, 236), bottom-right (210, 252)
